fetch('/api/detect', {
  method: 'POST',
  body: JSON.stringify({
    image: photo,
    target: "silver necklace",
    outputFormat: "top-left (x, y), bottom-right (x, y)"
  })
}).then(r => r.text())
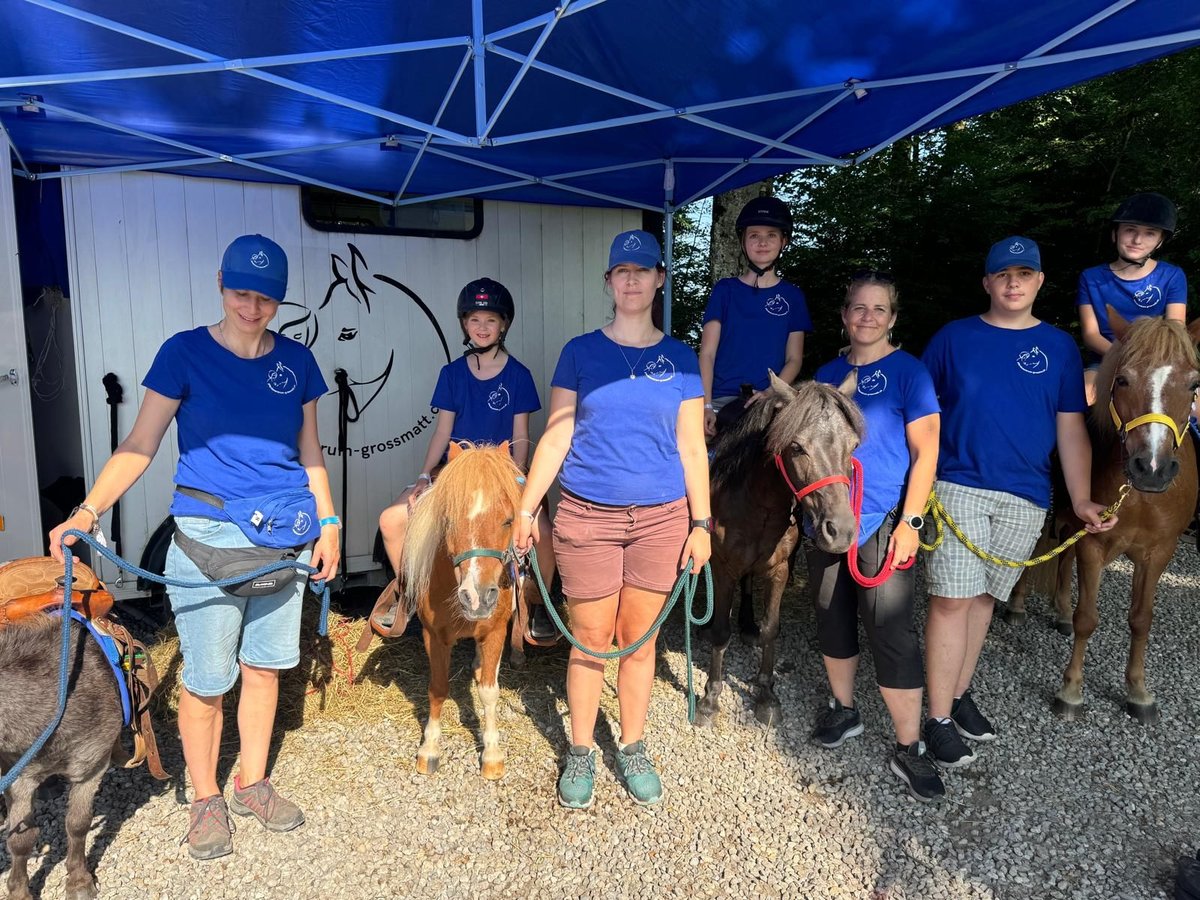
top-left (217, 319), bottom-right (268, 359)
top-left (610, 334), bottom-right (652, 379)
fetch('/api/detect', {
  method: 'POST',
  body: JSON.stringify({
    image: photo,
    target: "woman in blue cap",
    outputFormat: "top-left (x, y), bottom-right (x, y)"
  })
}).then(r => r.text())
top-left (514, 229), bottom-right (711, 809)
top-left (50, 234), bottom-right (339, 860)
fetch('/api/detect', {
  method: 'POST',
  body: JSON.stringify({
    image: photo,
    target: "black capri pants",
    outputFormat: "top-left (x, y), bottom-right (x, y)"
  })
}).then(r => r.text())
top-left (805, 512), bottom-right (924, 690)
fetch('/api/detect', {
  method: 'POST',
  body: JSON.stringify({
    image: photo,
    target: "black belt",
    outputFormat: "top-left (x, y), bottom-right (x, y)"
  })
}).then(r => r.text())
top-left (176, 485), bottom-right (226, 510)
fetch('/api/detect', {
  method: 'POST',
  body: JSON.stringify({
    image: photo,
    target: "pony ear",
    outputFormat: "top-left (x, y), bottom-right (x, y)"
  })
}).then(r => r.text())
top-left (768, 370), bottom-right (797, 405)
top-left (837, 369), bottom-right (858, 398)
top-left (498, 440), bottom-right (510, 455)
top-left (1107, 304), bottom-right (1131, 342)
top-left (448, 441), bottom-right (464, 461)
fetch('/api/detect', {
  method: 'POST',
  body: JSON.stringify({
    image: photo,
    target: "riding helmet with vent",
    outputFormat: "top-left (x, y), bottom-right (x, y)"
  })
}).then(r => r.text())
top-left (735, 196), bottom-right (793, 242)
top-left (456, 277), bottom-right (515, 323)
top-left (1111, 192), bottom-right (1177, 240)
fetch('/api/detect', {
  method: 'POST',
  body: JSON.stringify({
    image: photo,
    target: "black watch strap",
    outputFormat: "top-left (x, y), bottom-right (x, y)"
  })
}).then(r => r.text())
top-left (690, 517), bottom-right (714, 534)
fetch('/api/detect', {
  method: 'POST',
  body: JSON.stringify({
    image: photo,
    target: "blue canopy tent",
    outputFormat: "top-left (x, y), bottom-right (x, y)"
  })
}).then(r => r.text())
top-left (2, 0), bottom-right (1199, 326)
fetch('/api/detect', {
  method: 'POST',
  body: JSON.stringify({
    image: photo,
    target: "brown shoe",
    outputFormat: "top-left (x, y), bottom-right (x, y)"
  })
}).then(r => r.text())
top-left (181, 795), bottom-right (234, 860)
top-left (229, 776), bottom-right (305, 832)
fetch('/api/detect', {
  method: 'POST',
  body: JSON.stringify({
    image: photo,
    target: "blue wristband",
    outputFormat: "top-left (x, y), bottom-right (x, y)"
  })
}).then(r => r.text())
top-left (319, 516), bottom-right (341, 528)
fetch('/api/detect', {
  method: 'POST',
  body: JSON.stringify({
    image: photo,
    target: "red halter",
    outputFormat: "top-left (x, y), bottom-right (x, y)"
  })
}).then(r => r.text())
top-left (773, 454), bottom-right (913, 588)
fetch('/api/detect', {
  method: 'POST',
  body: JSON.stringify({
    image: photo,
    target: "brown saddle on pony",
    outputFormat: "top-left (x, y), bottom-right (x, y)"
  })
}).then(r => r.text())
top-left (0, 556), bottom-right (168, 781)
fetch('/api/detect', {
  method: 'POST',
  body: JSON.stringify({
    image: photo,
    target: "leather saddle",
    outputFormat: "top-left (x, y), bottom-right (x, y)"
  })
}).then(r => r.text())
top-left (0, 556), bottom-right (114, 627)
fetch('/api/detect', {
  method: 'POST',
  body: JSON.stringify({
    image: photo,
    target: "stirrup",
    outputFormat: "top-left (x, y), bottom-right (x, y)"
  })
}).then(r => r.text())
top-left (524, 602), bottom-right (561, 647)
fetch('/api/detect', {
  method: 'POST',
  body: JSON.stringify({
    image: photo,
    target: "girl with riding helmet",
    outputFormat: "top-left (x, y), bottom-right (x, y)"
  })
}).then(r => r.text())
top-left (1078, 192), bottom-right (1187, 403)
top-left (698, 195), bottom-right (813, 436)
top-left (376, 277), bottom-right (557, 639)
top-left (514, 229), bottom-right (711, 809)
top-left (806, 270), bottom-right (944, 803)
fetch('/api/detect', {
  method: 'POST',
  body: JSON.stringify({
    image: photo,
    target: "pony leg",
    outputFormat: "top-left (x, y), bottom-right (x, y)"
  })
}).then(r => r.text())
top-left (1053, 540), bottom-right (1103, 720)
top-left (695, 567), bottom-right (737, 727)
top-left (737, 575), bottom-right (759, 639)
top-left (476, 624), bottom-right (508, 780)
top-left (4, 775), bottom-right (40, 900)
top-left (752, 559), bottom-right (790, 726)
top-left (63, 763), bottom-right (106, 900)
top-left (1006, 570), bottom-right (1030, 624)
top-left (1124, 553), bottom-right (1168, 724)
top-left (1052, 545), bottom-right (1077, 637)
top-left (508, 580), bottom-right (529, 670)
top-left (417, 630), bottom-right (451, 775)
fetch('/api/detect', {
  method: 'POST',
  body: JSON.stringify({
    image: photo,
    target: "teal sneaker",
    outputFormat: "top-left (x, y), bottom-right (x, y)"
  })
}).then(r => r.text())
top-left (615, 741), bottom-right (662, 806)
top-left (557, 745), bottom-right (596, 809)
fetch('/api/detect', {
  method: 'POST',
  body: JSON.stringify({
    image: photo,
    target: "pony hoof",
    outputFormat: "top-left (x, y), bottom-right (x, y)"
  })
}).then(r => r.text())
top-left (1002, 606), bottom-right (1026, 625)
top-left (480, 760), bottom-right (506, 780)
top-left (65, 882), bottom-right (98, 900)
top-left (416, 754), bottom-right (440, 775)
top-left (1052, 697), bottom-right (1083, 721)
top-left (693, 708), bottom-right (716, 728)
top-left (754, 701), bottom-right (782, 726)
top-left (508, 650), bottom-right (526, 670)
top-left (1126, 701), bottom-right (1159, 725)
top-left (1054, 620), bottom-right (1073, 637)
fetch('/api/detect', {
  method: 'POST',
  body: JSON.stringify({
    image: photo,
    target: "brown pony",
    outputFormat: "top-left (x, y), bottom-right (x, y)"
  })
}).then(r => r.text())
top-left (1016, 316), bottom-right (1200, 723)
top-left (696, 371), bottom-right (862, 727)
top-left (403, 441), bottom-right (522, 779)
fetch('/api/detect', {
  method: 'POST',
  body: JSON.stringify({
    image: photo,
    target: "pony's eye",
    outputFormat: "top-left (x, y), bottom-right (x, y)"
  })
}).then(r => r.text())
top-left (791, 442), bottom-right (807, 455)
top-left (1114, 375), bottom-right (1130, 388)
top-left (1190, 381), bottom-right (1200, 394)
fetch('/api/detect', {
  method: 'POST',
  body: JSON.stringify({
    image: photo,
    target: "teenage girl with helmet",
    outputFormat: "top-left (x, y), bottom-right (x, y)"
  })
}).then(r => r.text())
top-left (377, 277), bottom-right (557, 639)
top-left (1078, 192), bottom-right (1187, 403)
top-left (698, 195), bottom-right (813, 436)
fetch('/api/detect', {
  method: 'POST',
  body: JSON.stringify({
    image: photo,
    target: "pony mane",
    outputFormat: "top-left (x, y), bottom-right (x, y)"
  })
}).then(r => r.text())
top-left (1090, 317), bottom-right (1199, 444)
top-left (711, 381), bottom-right (865, 495)
top-left (402, 443), bottom-right (523, 608)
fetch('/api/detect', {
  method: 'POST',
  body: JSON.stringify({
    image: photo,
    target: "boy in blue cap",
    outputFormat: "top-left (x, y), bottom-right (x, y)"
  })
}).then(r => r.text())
top-left (919, 237), bottom-right (1117, 768)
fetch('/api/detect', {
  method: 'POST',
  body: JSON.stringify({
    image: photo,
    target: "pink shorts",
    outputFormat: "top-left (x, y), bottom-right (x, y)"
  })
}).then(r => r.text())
top-left (552, 492), bottom-right (689, 599)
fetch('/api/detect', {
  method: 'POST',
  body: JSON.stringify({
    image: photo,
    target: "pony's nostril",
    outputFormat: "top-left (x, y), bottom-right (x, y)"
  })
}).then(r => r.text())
top-left (482, 586), bottom-right (500, 609)
top-left (1165, 459), bottom-right (1180, 480)
top-left (821, 519), bottom-right (838, 539)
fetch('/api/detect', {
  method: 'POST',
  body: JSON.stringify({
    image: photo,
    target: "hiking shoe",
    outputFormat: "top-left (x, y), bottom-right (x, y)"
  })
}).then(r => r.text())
top-left (615, 742), bottom-right (663, 806)
top-left (181, 795), bottom-right (233, 860)
top-left (527, 602), bottom-right (560, 643)
top-left (889, 741), bottom-right (945, 803)
top-left (229, 776), bottom-right (305, 832)
top-left (923, 718), bottom-right (977, 768)
top-left (952, 689), bottom-right (997, 742)
top-left (557, 745), bottom-right (596, 810)
top-left (811, 698), bottom-right (864, 749)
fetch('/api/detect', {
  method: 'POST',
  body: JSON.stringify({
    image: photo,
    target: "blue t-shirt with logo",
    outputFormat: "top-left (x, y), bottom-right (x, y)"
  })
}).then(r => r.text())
top-left (431, 355), bottom-right (541, 446)
top-left (921, 316), bottom-right (1085, 508)
top-left (1077, 261), bottom-right (1188, 351)
top-left (815, 350), bottom-right (939, 545)
top-left (552, 330), bottom-right (703, 506)
top-left (143, 327), bottom-right (328, 518)
top-left (703, 277), bottom-right (813, 397)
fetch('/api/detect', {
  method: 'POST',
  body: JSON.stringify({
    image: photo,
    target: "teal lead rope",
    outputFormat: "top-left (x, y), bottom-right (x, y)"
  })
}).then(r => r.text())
top-left (525, 547), bottom-right (714, 723)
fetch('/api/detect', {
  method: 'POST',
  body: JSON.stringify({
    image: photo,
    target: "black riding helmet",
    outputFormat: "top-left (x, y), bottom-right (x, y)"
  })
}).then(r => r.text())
top-left (735, 196), bottom-right (793, 281)
top-left (456, 277), bottom-right (514, 358)
top-left (1111, 193), bottom-right (1177, 267)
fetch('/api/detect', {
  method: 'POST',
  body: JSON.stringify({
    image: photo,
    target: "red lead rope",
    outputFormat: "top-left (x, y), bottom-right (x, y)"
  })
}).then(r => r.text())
top-left (773, 454), bottom-right (912, 588)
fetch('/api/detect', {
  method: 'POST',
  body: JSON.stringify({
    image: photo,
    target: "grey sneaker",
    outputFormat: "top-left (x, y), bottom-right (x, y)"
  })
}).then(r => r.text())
top-left (181, 795), bottom-right (234, 860)
top-left (229, 776), bottom-right (305, 832)
top-left (615, 741), bottom-right (663, 806)
top-left (557, 745), bottom-right (596, 809)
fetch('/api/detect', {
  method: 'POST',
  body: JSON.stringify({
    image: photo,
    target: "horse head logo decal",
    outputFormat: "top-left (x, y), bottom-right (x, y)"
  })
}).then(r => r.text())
top-left (487, 383), bottom-right (510, 411)
top-left (266, 361), bottom-right (298, 395)
top-left (250, 250), bottom-right (270, 269)
top-left (764, 293), bottom-right (789, 317)
top-left (623, 234), bottom-right (642, 251)
top-left (857, 368), bottom-right (887, 397)
top-left (1132, 284), bottom-right (1162, 309)
top-left (1016, 346), bottom-right (1049, 375)
top-left (644, 354), bottom-right (676, 383)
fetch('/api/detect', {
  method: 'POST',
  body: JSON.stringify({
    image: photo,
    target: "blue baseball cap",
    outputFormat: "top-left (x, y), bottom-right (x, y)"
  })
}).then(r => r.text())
top-left (220, 234), bottom-right (288, 302)
top-left (607, 230), bottom-right (662, 271)
top-left (985, 236), bottom-right (1041, 274)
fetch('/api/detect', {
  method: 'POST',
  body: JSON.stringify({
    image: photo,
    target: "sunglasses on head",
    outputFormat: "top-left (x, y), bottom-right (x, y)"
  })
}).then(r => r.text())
top-left (850, 268), bottom-right (895, 284)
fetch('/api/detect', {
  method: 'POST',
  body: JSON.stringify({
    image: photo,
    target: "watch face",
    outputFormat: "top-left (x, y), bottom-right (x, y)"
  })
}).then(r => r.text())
top-left (906, 515), bottom-right (924, 530)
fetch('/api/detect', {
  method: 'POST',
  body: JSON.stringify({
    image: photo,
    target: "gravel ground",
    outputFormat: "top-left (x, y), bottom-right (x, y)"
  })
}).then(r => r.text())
top-left (7, 539), bottom-right (1200, 900)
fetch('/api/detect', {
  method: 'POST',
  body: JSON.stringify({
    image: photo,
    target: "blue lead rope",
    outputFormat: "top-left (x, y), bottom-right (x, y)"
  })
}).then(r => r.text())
top-left (0, 529), bottom-right (329, 794)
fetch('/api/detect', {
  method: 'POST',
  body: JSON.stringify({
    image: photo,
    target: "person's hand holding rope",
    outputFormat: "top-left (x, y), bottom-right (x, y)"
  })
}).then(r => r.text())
top-left (1073, 498), bottom-right (1119, 533)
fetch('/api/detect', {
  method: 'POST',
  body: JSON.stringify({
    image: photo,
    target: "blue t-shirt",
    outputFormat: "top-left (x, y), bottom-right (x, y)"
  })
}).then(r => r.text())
top-left (143, 327), bottom-right (328, 518)
top-left (815, 350), bottom-right (939, 545)
top-left (703, 277), bottom-right (813, 397)
top-left (431, 355), bottom-right (541, 446)
top-left (552, 330), bottom-right (703, 506)
top-left (1077, 261), bottom-right (1188, 349)
top-left (921, 316), bottom-right (1085, 508)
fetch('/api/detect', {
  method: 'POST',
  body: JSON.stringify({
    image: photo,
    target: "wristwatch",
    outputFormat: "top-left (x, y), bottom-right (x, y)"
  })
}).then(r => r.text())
top-left (901, 513), bottom-right (925, 531)
top-left (691, 517), bottom-right (715, 534)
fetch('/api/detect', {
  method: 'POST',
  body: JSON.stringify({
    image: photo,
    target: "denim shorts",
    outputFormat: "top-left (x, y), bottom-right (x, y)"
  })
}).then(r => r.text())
top-left (165, 516), bottom-right (311, 697)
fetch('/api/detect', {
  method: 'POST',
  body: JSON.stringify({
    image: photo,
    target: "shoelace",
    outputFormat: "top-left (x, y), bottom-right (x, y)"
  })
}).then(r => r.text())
top-left (903, 750), bottom-right (941, 779)
top-left (239, 780), bottom-right (279, 818)
top-left (181, 798), bottom-right (234, 846)
top-left (562, 753), bottom-right (593, 782)
top-left (619, 750), bottom-right (656, 777)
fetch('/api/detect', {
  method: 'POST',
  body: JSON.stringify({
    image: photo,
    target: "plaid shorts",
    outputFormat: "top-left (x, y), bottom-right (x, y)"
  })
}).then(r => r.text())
top-left (924, 481), bottom-right (1046, 602)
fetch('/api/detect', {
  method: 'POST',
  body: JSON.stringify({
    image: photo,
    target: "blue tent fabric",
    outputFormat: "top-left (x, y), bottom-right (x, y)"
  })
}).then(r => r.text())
top-left (2, 0), bottom-right (1198, 210)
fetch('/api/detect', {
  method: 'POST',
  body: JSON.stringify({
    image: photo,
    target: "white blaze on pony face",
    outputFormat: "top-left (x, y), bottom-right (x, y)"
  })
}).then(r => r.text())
top-left (468, 489), bottom-right (488, 520)
top-left (1146, 364), bottom-right (1173, 467)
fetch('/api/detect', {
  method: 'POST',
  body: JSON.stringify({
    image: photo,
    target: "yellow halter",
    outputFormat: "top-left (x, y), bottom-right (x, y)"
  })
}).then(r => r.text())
top-left (1108, 398), bottom-right (1186, 448)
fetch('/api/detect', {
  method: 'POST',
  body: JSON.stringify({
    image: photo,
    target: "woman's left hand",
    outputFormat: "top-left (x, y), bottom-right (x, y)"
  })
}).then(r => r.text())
top-left (679, 528), bottom-right (711, 573)
top-left (889, 523), bottom-right (920, 568)
top-left (310, 525), bottom-right (341, 582)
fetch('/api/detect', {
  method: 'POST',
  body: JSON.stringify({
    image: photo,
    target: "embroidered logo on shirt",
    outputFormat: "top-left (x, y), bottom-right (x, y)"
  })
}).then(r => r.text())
top-left (1133, 284), bottom-right (1162, 309)
top-left (250, 250), bottom-right (270, 269)
top-left (644, 354), bottom-right (677, 382)
top-left (623, 234), bottom-right (643, 251)
top-left (857, 368), bottom-right (887, 397)
top-left (764, 293), bottom-right (789, 317)
top-left (266, 361), bottom-right (299, 394)
top-left (487, 382), bottom-right (511, 411)
top-left (1016, 346), bottom-right (1049, 375)
top-left (292, 511), bottom-right (312, 536)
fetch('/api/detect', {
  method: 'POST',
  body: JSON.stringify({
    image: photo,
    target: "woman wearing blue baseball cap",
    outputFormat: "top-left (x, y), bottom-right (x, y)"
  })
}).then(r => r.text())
top-left (50, 234), bottom-right (340, 860)
top-left (514, 229), bottom-right (711, 809)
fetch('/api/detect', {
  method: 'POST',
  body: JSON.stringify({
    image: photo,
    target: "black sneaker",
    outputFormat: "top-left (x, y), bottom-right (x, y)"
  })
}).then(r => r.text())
top-left (923, 717), bottom-right (976, 768)
top-left (527, 603), bottom-right (560, 643)
top-left (811, 699), bottom-right (864, 749)
top-left (889, 741), bottom-right (945, 803)
top-left (951, 689), bottom-right (997, 742)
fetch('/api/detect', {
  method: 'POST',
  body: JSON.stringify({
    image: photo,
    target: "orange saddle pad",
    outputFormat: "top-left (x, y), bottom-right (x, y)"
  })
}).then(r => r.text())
top-left (0, 556), bottom-right (114, 627)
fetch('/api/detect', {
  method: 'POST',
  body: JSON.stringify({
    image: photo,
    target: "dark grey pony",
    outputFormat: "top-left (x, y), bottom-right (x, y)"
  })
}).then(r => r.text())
top-left (696, 371), bottom-right (861, 727)
top-left (2, 615), bottom-right (125, 900)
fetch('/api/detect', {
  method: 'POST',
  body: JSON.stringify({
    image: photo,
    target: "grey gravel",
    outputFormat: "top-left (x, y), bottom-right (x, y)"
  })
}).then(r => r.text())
top-left (6, 539), bottom-right (1200, 899)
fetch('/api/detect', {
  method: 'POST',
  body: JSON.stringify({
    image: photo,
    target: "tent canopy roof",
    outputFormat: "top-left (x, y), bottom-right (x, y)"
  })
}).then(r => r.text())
top-left (2, 0), bottom-right (1198, 211)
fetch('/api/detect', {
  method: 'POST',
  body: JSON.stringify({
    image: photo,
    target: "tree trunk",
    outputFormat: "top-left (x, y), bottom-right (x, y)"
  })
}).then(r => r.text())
top-left (709, 180), bottom-right (773, 283)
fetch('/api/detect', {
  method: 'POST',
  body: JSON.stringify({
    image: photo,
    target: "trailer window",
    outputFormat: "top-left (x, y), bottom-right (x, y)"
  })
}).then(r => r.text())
top-left (301, 186), bottom-right (482, 240)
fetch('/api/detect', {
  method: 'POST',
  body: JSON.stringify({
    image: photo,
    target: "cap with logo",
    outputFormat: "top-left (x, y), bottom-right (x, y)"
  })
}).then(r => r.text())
top-left (607, 230), bottom-right (662, 272)
top-left (220, 234), bottom-right (288, 302)
top-left (985, 236), bottom-right (1041, 274)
